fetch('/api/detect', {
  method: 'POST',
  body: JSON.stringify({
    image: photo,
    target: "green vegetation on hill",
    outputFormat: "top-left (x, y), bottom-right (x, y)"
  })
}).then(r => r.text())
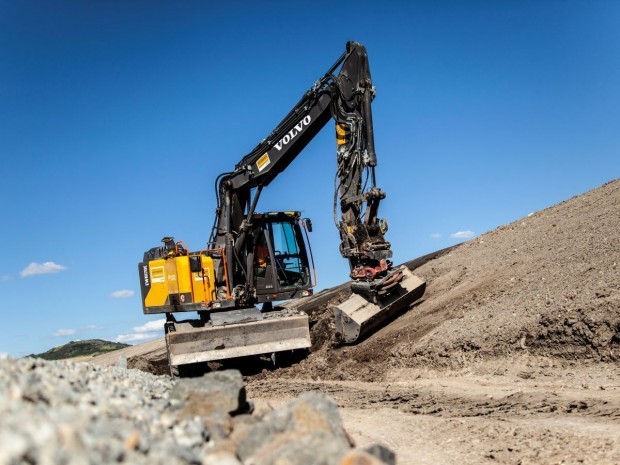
top-left (29, 339), bottom-right (130, 360)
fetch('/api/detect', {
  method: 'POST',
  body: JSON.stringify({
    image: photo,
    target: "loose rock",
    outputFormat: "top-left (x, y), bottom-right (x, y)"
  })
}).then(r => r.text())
top-left (0, 357), bottom-right (393, 465)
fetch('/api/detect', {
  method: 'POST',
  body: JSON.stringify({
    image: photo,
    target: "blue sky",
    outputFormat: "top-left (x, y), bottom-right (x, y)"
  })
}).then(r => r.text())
top-left (1, 1), bottom-right (618, 356)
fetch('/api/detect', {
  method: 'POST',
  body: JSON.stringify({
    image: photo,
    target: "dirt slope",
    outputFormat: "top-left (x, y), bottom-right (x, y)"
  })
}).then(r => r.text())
top-left (269, 179), bottom-right (620, 382)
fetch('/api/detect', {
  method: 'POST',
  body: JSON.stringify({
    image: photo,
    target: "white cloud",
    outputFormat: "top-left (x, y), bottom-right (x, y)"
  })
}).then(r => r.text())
top-left (0, 275), bottom-right (12, 282)
top-left (85, 324), bottom-right (103, 330)
top-left (111, 290), bottom-right (135, 298)
top-left (450, 230), bottom-right (475, 239)
top-left (113, 318), bottom-right (166, 345)
top-left (52, 328), bottom-right (77, 338)
top-left (114, 333), bottom-right (159, 344)
top-left (430, 233), bottom-right (442, 239)
top-left (20, 262), bottom-right (67, 278)
top-left (133, 319), bottom-right (166, 333)
top-left (51, 324), bottom-right (102, 338)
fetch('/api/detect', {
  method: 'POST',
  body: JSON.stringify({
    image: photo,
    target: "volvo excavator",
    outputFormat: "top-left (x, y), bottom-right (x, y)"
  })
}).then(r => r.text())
top-left (138, 41), bottom-right (426, 373)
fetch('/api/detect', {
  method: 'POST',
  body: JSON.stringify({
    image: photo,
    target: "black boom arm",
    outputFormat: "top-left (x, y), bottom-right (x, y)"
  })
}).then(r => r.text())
top-left (210, 41), bottom-right (394, 295)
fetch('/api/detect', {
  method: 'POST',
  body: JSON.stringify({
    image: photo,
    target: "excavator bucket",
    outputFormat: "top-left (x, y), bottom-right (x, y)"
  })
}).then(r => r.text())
top-left (166, 309), bottom-right (311, 367)
top-left (334, 267), bottom-right (426, 343)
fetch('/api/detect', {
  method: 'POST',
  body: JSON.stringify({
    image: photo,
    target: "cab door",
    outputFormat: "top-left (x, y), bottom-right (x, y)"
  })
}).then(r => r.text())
top-left (268, 219), bottom-right (309, 289)
top-left (253, 217), bottom-right (312, 300)
top-left (253, 228), bottom-right (278, 296)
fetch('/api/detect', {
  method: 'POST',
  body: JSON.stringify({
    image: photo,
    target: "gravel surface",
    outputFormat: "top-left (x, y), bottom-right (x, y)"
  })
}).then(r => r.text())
top-left (0, 355), bottom-right (392, 465)
top-left (0, 355), bottom-right (187, 465)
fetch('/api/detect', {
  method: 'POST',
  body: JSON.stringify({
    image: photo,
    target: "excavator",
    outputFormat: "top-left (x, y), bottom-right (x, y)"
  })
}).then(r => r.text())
top-left (138, 41), bottom-right (426, 374)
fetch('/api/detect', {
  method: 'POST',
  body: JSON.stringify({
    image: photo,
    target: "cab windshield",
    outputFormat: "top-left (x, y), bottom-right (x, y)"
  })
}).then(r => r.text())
top-left (267, 220), bottom-right (308, 287)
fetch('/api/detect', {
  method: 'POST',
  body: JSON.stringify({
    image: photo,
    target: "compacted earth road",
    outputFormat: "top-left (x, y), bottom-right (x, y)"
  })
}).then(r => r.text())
top-left (248, 357), bottom-right (620, 464)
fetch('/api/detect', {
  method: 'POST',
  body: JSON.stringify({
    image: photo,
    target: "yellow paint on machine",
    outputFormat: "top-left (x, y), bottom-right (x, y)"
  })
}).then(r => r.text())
top-left (336, 123), bottom-right (348, 146)
top-left (173, 256), bottom-right (193, 297)
top-left (143, 254), bottom-right (217, 310)
top-left (165, 259), bottom-right (179, 295)
top-left (192, 255), bottom-right (216, 303)
top-left (256, 153), bottom-right (271, 172)
top-left (144, 259), bottom-right (168, 307)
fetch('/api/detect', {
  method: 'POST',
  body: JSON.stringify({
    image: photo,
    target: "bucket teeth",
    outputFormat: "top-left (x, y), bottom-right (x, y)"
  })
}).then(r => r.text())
top-left (334, 267), bottom-right (426, 343)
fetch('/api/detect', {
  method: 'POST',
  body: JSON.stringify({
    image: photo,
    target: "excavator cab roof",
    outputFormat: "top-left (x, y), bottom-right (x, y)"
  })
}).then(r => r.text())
top-left (251, 211), bottom-right (301, 221)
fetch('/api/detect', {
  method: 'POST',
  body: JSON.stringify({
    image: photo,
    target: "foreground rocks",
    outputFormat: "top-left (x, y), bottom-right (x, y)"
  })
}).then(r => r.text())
top-left (0, 355), bottom-right (393, 465)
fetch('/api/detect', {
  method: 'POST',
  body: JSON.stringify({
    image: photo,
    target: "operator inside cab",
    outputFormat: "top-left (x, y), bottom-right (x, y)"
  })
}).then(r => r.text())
top-left (254, 235), bottom-right (269, 277)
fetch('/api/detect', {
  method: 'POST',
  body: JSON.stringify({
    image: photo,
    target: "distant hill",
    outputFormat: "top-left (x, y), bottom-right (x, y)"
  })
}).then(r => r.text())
top-left (29, 339), bottom-right (131, 361)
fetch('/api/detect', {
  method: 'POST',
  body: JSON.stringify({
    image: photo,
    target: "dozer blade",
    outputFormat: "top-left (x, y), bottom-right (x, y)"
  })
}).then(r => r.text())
top-left (334, 267), bottom-right (426, 343)
top-left (166, 309), bottom-right (310, 367)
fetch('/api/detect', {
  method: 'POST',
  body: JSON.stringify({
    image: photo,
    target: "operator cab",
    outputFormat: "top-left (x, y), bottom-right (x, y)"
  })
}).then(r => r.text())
top-left (251, 211), bottom-right (314, 303)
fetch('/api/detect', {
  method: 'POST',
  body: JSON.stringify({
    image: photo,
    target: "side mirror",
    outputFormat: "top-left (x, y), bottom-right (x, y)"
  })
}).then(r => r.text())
top-left (303, 218), bottom-right (313, 233)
